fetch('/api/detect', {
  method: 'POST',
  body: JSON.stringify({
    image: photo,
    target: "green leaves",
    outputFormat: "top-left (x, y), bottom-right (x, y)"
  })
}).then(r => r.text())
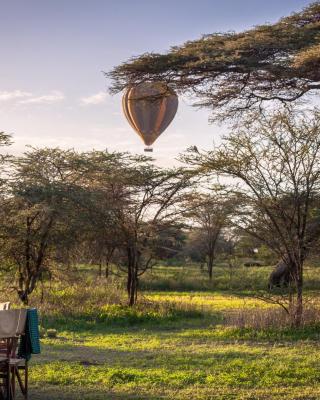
top-left (108, 3), bottom-right (320, 121)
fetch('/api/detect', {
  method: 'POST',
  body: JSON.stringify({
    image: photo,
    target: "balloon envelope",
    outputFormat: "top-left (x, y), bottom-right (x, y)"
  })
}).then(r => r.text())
top-left (122, 82), bottom-right (178, 147)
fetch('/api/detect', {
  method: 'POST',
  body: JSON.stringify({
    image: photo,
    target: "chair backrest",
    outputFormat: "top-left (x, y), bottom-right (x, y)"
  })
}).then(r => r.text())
top-left (0, 302), bottom-right (10, 311)
top-left (0, 308), bottom-right (27, 359)
top-left (0, 337), bottom-right (19, 358)
top-left (0, 309), bottom-right (27, 338)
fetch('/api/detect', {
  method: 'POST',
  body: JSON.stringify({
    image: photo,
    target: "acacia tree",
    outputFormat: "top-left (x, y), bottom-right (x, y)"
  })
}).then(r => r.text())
top-left (109, 3), bottom-right (320, 120)
top-left (182, 109), bottom-right (320, 326)
top-left (0, 148), bottom-right (86, 304)
top-left (66, 151), bottom-right (190, 305)
top-left (184, 191), bottom-right (233, 279)
top-left (65, 151), bottom-right (127, 278)
top-left (112, 159), bottom-right (191, 306)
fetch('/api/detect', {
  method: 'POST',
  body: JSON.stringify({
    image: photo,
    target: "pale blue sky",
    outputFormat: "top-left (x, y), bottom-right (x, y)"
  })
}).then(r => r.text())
top-left (0, 0), bottom-right (313, 165)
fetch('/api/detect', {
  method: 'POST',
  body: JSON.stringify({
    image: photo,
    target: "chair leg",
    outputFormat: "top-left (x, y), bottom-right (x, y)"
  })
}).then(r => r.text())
top-left (25, 363), bottom-right (28, 400)
top-left (0, 366), bottom-right (9, 400)
top-left (15, 367), bottom-right (27, 399)
top-left (0, 381), bottom-right (5, 400)
top-left (10, 368), bottom-right (15, 400)
top-left (13, 363), bottom-right (28, 400)
top-left (6, 363), bottom-right (10, 400)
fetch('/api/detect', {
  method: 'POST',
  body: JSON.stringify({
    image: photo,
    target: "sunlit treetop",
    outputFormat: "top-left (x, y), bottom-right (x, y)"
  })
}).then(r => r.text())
top-left (108, 2), bottom-right (320, 121)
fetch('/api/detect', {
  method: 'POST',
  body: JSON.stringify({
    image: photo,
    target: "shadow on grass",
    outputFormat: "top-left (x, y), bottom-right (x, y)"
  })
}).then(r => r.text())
top-left (41, 307), bottom-right (223, 335)
top-left (36, 341), bottom-right (267, 368)
top-left (29, 386), bottom-right (160, 400)
top-left (27, 385), bottom-right (320, 400)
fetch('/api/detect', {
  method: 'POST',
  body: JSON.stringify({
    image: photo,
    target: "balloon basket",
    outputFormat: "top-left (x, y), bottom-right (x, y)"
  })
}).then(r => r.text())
top-left (144, 147), bottom-right (153, 152)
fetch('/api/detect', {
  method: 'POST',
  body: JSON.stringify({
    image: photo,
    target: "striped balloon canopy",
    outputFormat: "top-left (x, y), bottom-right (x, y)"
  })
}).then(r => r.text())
top-left (122, 82), bottom-right (178, 151)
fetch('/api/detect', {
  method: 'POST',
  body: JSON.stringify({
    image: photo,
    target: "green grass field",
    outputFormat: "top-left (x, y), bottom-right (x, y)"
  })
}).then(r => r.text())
top-left (5, 264), bottom-right (320, 399)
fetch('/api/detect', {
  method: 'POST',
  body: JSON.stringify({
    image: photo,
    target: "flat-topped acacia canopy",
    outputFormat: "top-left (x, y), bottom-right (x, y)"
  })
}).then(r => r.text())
top-left (108, 2), bottom-right (320, 121)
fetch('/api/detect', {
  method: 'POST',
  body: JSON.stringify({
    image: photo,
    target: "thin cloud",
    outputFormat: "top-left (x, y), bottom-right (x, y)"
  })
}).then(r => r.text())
top-left (80, 92), bottom-right (107, 105)
top-left (20, 90), bottom-right (65, 105)
top-left (0, 90), bottom-right (32, 101)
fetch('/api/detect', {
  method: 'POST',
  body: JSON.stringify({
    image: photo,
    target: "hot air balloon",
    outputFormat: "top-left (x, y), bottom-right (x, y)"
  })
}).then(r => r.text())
top-left (122, 82), bottom-right (178, 152)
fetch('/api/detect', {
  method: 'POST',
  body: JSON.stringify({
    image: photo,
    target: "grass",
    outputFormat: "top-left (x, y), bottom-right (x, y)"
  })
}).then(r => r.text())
top-left (29, 325), bottom-right (320, 399)
top-left (3, 263), bottom-right (320, 399)
top-left (140, 264), bottom-right (320, 292)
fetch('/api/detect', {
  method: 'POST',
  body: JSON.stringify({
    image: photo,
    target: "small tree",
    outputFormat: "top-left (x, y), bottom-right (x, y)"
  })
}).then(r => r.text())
top-left (183, 229), bottom-right (207, 267)
top-left (183, 109), bottom-right (320, 326)
top-left (114, 160), bottom-right (190, 305)
top-left (71, 152), bottom-right (191, 306)
top-left (67, 151), bottom-right (127, 278)
top-left (0, 148), bottom-right (85, 304)
top-left (184, 191), bottom-right (233, 279)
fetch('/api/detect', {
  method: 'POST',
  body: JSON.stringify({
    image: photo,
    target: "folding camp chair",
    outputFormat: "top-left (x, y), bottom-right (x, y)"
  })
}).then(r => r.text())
top-left (0, 340), bottom-right (28, 400)
top-left (0, 337), bottom-right (17, 400)
top-left (0, 310), bottom-right (28, 400)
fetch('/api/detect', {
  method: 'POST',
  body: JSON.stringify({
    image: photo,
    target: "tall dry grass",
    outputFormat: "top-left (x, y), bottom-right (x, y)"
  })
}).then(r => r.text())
top-left (224, 306), bottom-right (320, 329)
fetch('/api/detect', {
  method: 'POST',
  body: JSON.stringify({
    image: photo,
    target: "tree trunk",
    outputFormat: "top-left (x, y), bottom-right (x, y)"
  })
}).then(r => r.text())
top-left (293, 269), bottom-right (303, 327)
top-left (208, 261), bottom-right (213, 280)
top-left (105, 264), bottom-right (109, 279)
top-left (126, 246), bottom-right (138, 306)
top-left (294, 286), bottom-right (303, 327)
top-left (288, 259), bottom-right (304, 327)
top-left (127, 266), bottom-right (138, 306)
top-left (98, 260), bottom-right (102, 278)
top-left (207, 252), bottom-right (214, 280)
top-left (17, 284), bottom-right (29, 305)
top-left (207, 233), bottom-right (217, 281)
top-left (105, 248), bottom-right (114, 279)
top-left (128, 272), bottom-right (137, 306)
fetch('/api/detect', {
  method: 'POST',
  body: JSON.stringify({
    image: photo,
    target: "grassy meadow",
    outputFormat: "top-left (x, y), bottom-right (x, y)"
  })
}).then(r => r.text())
top-left (3, 263), bottom-right (320, 399)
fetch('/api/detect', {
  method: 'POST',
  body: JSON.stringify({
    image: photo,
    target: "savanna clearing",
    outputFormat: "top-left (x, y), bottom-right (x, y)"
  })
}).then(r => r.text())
top-left (3, 264), bottom-right (320, 400)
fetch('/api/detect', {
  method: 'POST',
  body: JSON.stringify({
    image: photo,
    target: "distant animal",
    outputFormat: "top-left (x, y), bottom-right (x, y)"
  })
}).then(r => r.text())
top-left (268, 260), bottom-right (292, 290)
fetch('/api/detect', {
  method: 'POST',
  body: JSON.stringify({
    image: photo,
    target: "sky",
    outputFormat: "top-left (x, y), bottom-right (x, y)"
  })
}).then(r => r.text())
top-left (0, 0), bottom-right (313, 166)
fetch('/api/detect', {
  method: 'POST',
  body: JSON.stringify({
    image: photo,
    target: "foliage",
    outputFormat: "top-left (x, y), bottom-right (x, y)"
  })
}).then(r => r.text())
top-left (184, 189), bottom-right (236, 279)
top-left (107, 161), bottom-right (192, 305)
top-left (109, 2), bottom-right (320, 120)
top-left (0, 147), bottom-right (193, 305)
top-left (182, 109), bottom-right (320, 326)
top-left (0, 148), bottom-right (87, 303)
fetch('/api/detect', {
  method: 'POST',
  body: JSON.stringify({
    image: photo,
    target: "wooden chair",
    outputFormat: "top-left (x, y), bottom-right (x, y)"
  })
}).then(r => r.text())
top-left (0, 337), bottom-right (28, 400)
top-left (8, 355), bottom-right (28, 400)
top-left (0, 338), bottom-right (13, 400)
